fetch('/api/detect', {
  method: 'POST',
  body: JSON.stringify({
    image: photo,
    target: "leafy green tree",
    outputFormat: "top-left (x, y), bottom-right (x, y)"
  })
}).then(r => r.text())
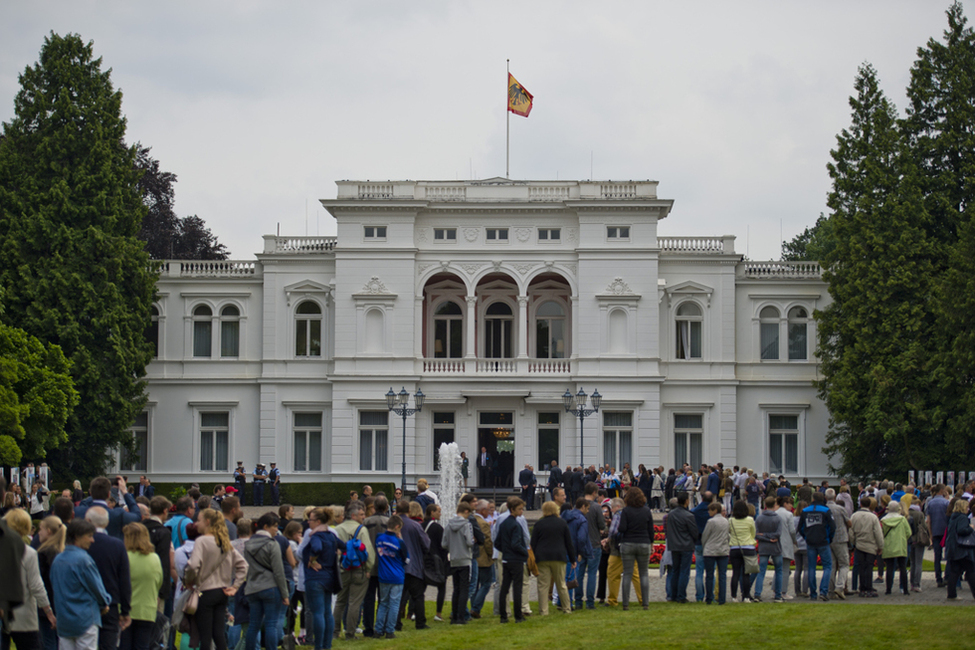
top-left (903, 2), bottom-right (975, 466)
top-left (816, 64), bottom-right (941, 479)
top-left (781, 213), bottom-right (836, 262)
top-left (0, 318), bottom-right (78, 466)
top-left (0, 33), bottom-right (155, 478)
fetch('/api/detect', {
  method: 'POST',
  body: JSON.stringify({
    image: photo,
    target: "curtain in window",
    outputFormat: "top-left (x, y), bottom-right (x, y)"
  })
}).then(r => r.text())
top-left (221, 321), bottom-right (239, 357)
top-left (769, 433), bottom-right (783, 474)
top-left (689, 433), bottom-right (702, 469)
top-left (604, 412), bottom-right (632, 427)
top-left (603, 431), bottom-right (617, 468)
top-left (674, 432), bottom-right (687, 469)
top-left (690, 321), bottom-right (701, 358)
top-left (678, 321), bottom-right (691, 359)
top-left (620, 430), bottom-right (632, 467)
top-left (785, 434), bottom-right (798, 474)
top-left (375, 429), bottom-right (388, 471)
top-left (760, 323), bottom-right (779, 360)
top-left (294, 431), bottom-right (307, 472)
top-left (201, 431), bottom-right (213, 471)
top-left (360, 430), bottom-right (373, 471)
top-left (788, 323), bottom-right (807, 360)
top-left (194, 321), bottom-right (212, 357)
top-left (309, 430), bottom-right (322, 472)
top-left (215, 431), bottom-right (229, 471)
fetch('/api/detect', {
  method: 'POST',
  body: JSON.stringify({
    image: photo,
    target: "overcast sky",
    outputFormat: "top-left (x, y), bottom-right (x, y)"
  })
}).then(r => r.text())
top-left (0, 2), bottom-right (957, 261)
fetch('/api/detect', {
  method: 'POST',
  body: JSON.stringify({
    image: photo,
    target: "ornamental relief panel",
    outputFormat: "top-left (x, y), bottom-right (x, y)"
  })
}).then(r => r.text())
top-left (416, 228), bottom-right (430, 243)
top-left (515, 227), bottom-right (532, 242)
top-left (463, 228), bottom-right (480, 242)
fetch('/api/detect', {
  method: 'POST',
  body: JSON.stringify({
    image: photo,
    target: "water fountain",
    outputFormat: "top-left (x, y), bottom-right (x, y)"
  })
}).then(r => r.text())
top-left (437, 441), bottom-right (464, 517)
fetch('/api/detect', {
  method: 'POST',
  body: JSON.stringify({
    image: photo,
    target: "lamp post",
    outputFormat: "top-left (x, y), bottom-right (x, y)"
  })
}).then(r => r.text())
top-left (563, 387), bottom-right (601, 468)
top-left (386, 386), bottom-right (424, 493)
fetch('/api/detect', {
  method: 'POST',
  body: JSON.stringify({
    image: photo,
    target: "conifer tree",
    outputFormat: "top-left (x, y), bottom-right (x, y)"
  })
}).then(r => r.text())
top-left (0, 33), bottom-right (155, 477)
top-left (817, 64), bottom-right (940, 478)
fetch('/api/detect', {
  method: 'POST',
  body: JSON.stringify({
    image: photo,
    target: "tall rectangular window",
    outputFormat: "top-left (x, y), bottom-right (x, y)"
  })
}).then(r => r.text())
top-left (602, 412), bottom-right (632, 469)
top-left (432, 412), bottom-right (455, 470)
top-left (200, 412), bottom-right (229, 472)
top-left (359, 411), bottom-right (388, 471)
top-left (769, 415), bottom-right (799, 475)
top-left (293, 412), bottom-right (323, 472)
top-left (193, 321), bottom-right (212, 357)
top-left (538, 412), bottom-right (560, 471)
top-left (121, 411), bottom-right (148, 472)
top-left (674, 414), bottom-right (703, 470)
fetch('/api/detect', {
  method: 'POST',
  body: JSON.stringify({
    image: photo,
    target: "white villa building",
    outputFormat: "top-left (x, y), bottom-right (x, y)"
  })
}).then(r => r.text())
top-left (132, 178), bottom-right (832, 487)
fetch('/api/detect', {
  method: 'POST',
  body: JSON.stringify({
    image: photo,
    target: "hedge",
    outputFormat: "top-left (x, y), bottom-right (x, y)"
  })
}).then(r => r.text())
top-left (146, 482), bottom-right (397, 507)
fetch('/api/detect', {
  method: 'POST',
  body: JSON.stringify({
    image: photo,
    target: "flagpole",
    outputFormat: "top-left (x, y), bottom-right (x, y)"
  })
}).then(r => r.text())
top-left (506, 59), bottom-right (510, 179)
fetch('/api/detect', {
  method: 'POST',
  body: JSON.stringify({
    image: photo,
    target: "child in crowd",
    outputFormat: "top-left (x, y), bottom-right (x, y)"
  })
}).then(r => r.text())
top-left (375, 515), bottom-right (409, 640)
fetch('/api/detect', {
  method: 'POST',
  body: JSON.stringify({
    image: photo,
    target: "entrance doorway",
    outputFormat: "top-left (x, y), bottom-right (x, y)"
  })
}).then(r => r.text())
top-left (478, 411), bottom-right (514, 488)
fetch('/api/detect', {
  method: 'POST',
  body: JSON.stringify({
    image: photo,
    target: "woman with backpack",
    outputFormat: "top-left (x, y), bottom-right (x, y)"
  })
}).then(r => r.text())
top-left (304, 508), bottom-right (340, 650)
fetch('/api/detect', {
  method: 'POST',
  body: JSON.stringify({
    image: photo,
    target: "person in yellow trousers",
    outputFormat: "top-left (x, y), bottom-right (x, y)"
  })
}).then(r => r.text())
top-left (604, 498), bottom-right (642, 606)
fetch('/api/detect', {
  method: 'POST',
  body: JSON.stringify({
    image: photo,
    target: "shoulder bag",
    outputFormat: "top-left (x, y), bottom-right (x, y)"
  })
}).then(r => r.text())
top-left (732, 522), bottom-right (759, 574)
top-left (182, 546), bottom-right (226, 615)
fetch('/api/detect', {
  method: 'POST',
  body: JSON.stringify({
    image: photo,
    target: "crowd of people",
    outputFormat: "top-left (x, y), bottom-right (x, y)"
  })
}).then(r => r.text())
top-left (1, 463), bottom-right (974, 650)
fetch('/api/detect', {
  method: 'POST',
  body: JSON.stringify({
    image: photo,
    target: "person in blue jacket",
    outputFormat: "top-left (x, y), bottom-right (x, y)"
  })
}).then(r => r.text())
top-left (303, 508), bottom-right (340, 650)
top-left (561, 498), bottom-right (592, 609)
top-left (51, 519), bottom-right (112, 650)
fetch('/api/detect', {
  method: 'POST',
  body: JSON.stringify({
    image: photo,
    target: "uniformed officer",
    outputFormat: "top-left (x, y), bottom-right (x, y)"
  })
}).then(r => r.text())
top-left (268, 462), bottom-right (281, 506)
top-left (252, 462), bottom-right (268, 506)
top-left (234, 461), bottom-right (247, 503)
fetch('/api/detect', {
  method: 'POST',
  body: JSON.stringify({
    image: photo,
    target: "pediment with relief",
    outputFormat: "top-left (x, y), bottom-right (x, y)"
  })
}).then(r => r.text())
top-left (664, 280), bottom-right (714, 308)
top-left (284, 279), bottom-right (332, 306)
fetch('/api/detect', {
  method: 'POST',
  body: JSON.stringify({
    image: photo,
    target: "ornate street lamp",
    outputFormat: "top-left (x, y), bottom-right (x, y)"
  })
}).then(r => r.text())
top-left (564, 387), bottom-right (601, 467)
top-left (386, 386), bottom-right (424, 493)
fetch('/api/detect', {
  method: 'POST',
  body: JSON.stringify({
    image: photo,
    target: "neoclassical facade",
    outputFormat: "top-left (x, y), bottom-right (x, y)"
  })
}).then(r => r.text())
top-left (132, 178), bottom-right (832, 486)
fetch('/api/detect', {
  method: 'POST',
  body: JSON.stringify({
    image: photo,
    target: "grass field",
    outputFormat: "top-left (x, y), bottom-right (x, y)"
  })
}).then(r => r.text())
top-left (298, 600), bottom-right (973, 650)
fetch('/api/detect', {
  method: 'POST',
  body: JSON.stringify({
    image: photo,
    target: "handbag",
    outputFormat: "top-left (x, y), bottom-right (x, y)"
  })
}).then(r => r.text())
top-left (743, 552), bottom-right (760, 575)
top-left (181, 549), bottom-right (224, 615)
top-left (527, 548), bottom-right (539, 577)
top-left (422, 521), bottom-right (447, 585)
top-left (731, 521), bottom-right (760, 574)
top-left (565, 578), bottom-right (579, 590)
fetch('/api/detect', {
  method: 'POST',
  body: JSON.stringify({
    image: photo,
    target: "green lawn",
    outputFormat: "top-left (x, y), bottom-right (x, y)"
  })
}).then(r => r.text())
top-left (303, 601), bottom-right (972, 649)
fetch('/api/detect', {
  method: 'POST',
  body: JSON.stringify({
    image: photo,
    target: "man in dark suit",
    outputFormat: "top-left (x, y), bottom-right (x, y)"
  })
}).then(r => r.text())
top-left (569, 467), bottom-right (585, 504)
top-left (75, 476), bottom-right (142, 539)
top-left (547, 460), bottom-right (563, 498)
top-left (477, 447), bottom-right (492, 488)
top-left (136, 476), bottom-right (155, 499)
top-left (84, 506), bottom-right (132, 650)
top-left (518, 465), bottom-right (536, 510)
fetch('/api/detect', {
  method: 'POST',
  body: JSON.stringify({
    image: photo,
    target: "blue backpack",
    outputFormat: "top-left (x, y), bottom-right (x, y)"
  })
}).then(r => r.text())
top-left (341, 524), bottom-right (369, 571)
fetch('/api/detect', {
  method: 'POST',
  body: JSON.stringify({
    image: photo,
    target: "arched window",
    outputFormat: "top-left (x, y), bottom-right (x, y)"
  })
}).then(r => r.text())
top-left (193, 305), bottom-right (212, 357)
top-left (675, 302), bottom-right (702, 359)
top-left (146, 305), bottom-right (159, 358)
top-left (295, 301), bottom-right (322, 357)
top-left (484, 301), bottom-right (513, 358)
top-left (220, 305), bottom-right (240, 357)
top-left (433, 301), bottom-right (463, 358)
top-left (535, 301), bottom-right (565, 358)
top-left (788, 306), bottom-right (808, 360)
top-left (760, 306), bottom-right (780, 360)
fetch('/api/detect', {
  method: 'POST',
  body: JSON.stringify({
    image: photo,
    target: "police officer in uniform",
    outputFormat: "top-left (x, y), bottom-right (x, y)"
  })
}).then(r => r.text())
top-left (252, 462), bottom-right (268, 506)
top-left (268, 462), bottom-right (281, 506)
top-left (234, 461), bottom-right (247, 503)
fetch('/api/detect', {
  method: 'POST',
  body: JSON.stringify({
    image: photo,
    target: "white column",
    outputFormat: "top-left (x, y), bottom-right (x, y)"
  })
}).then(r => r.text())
top-left (571, 295), bottom-right (580, 358)
top-left (465, 295), bottom-right (477, 359)
top-left (414, 296), bottom-right (424, 358)
top-left (517, 295), bottom-right (529, 358)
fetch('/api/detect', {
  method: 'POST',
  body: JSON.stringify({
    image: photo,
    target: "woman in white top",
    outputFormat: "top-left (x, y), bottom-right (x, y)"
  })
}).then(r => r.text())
top-left (2, 509), bottom-right (56, 650)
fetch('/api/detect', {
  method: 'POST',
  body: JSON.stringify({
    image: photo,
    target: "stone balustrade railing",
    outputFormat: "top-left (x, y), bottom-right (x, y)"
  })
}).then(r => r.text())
top-left (739, 261), bottom-right (822, 278)
top-left (154, 260), bottom-right (260, 278)
top-left (265, 236), bottom-right (337, 253)
top-left (658, 236), bottom-right (735, 254)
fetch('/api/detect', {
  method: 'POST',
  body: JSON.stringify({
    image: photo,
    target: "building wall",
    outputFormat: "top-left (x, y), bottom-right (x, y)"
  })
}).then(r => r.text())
top-left (133, 180), bottom-right (832, 485)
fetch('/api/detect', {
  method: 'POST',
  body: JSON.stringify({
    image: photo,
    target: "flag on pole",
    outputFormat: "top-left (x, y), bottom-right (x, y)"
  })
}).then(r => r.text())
top-left (507, 73), bottom-right (533, 117)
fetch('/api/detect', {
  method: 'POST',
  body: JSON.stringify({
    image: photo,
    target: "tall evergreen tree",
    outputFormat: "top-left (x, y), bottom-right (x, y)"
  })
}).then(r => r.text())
top-left (817, 64), bottom-right (941, 479)
top-left (0, 33), bottom-right (155, 478)
top-left (903, 2), bottom-right (975, 465)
